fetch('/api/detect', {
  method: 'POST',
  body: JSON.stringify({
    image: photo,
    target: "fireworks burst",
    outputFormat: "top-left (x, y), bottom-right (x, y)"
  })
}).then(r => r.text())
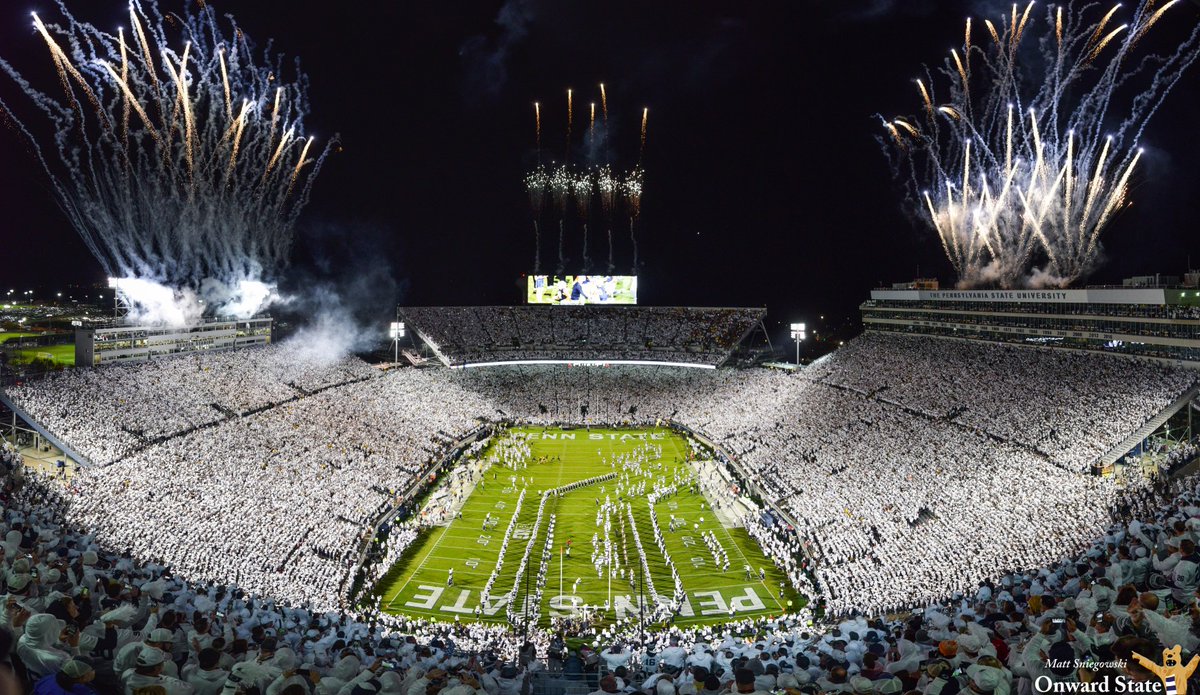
top-left (572, 169), bottom-right (594, 218)
top-left (597, 166), bottom-right (619, 214)
top-left (623, 167), bottom-right (644, 220)
top-left (573, 168), bottom-right (594, 270)
top-left (624, 166), bottom-right (644, 271)
top-left (525, 165), bottom-right (549, 272)
top-left (534, 101), bottom-right (541, 160)
top-left (0, 0), bottom-right (336, 322)
top-left (549, 164), bottom-right (573, 212)
top-left (526, 85), bottom-right (647, 275)
top-left (525, 165), bottom-right (549, 212)
top-left (883, 1), bottom-right (1200, 288)
top-left (597, 166), bottom-right (619, 271)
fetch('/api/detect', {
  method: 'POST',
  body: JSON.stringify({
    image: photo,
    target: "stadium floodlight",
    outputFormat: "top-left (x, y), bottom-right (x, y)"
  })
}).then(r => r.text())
top-left (790, 322), bottom-right (807, 365)
top-left (389, 321), bottom-right (405, 364)
top-left (106, 277), bottom-right (119, 289)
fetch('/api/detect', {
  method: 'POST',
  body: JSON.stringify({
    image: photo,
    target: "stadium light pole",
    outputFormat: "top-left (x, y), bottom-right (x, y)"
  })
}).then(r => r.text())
top-left (790, 323), bottom-right (807, 366)
top-left (389, 321), bottom-right (405, 365)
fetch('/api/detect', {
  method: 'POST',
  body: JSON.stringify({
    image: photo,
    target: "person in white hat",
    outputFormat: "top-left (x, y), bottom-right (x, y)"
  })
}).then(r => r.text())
top-left (33, 658), bottom-right (97, 695)
top-left (17, 613), bottom-right (75, 680)
top-left (115, 627), bottom-right (180, 679)
top-left (966, 664), bottom-right (1005, 695)
top-left (121, 645), bottom-right (194, 695)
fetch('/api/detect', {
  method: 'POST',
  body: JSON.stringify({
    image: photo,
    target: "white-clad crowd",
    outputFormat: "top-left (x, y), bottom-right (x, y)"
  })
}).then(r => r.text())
top-left (5, 344), bottom-right (379, 465)
top-left (1, 331), bottom-right (1194, 623)
top-left (400, 307), bottom-right (764, 367)
top-left (811, 333), bottom-right (1195, 471)
top-left (4, 453), bottom-right (1200, 695)
top-left (58, 368), bottom-right (493, 611)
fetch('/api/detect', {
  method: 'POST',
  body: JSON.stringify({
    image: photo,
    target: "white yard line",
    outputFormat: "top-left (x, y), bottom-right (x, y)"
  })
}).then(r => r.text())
top-left (386, 527), bottom-right (453, 608)
top-left (675, 437), bottom-right (786, 613)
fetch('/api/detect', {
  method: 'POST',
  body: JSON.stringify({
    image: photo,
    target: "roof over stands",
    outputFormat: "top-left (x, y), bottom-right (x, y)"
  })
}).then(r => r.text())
top-left (399, 305), bottom-right (766, 368)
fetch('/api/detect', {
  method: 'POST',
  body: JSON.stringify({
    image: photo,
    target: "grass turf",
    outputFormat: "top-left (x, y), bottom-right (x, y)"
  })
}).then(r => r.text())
top-left (7, 344), bottom-right (75, 367)
top-left (371, 426), bottom-right (802, 631)
top-left (0, 332), bottom-right (42, 344)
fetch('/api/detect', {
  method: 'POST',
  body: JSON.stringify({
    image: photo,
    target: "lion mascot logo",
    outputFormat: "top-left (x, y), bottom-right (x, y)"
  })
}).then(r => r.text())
top-left (1133, 645), bottom-right (1200, 695)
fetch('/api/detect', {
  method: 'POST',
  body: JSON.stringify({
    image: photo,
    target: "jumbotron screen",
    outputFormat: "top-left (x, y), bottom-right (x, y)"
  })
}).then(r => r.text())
top-left (526, 275), bottom-right (638, 305)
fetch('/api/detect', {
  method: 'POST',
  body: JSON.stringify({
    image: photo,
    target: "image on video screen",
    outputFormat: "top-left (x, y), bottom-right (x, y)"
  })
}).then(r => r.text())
top-left (526, 275), bottom-right (638, 305)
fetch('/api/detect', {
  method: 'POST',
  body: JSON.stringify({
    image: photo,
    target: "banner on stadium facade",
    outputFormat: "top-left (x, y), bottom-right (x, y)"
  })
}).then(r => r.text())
top-left (870, 288), bottom-right (1168, 305)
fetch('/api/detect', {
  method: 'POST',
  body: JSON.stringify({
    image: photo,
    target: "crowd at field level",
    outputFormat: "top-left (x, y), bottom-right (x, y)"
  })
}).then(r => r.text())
top-left (5, 435), bottom-right (1200, 695)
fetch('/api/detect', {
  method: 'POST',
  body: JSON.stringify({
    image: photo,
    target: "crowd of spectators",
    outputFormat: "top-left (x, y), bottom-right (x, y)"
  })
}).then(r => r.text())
top-left (4, 345), bottom-right (378, 465)
top-left (811, 333), bottom-right (1194, 470)
top-left (0, 332), bottom-right (1194, 625)
top-left (63, 368), bottom-right (493, 611)
top-left (399, 307), bottom-right (764, 367)
top-left (451, 335), bottom-right (1198, 616)
top-left (2, 450), bottom-right (1200, 695)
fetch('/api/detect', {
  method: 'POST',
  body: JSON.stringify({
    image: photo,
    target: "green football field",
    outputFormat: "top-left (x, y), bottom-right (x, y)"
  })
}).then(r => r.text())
top-left (7, 344), bottom-right (75, 367)
top-left (0, 332), bottom-right (42, 344)
top-left (370, 426), bottom-right (802, 631)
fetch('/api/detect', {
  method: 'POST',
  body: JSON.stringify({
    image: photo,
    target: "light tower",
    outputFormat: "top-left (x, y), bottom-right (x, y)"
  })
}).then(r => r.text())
top-left (790, 322), bottom-right (807, 366)
top-left (107, 278), bottom-right (131, 321)
top-left (389, 320), bottom-right (406, 365)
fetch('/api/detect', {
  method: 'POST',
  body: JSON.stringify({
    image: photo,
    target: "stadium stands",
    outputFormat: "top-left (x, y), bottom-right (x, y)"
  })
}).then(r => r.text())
top-left (2, 343), bottom-right (379, 465)
top-left (805, 332), bottom-right (1193, 471)
top-left (1, 438), bottom-right (1197, 695)
top-left (399, 306), bottom-right (766, 367)
top-left (0, 331), bottom-right (1196, 624)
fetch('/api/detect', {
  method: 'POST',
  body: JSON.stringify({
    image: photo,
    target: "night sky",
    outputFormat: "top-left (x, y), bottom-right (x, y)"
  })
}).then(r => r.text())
top-left (2, 1), bottom-right (1199, 344)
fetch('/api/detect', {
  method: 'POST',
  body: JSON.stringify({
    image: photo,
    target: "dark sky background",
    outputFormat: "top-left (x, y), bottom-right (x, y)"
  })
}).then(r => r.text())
top-left (1, 0), bottom-right (1199, 347)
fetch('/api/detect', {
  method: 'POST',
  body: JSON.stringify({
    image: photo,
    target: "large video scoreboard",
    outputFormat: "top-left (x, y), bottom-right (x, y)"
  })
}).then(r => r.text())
top-left (526, 275), bottom-right (638, 305)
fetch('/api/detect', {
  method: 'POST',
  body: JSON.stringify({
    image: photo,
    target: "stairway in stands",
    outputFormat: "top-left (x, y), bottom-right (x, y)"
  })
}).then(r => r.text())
top-left (1098, 383), bottom-right (1200, 468)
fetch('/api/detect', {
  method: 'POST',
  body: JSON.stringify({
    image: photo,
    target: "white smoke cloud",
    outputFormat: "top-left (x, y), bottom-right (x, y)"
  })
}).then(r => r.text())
top-left (198, 278), bottom-right (281, 319)
top-left (283, 310), bottom-right (373, 366)
top-left (111, 278), bottom-right (205, 327)
top-left (279, 285), bottom-right (383, 366)
top-left (1025, 265), bottom-right (1076, 290)
top-left (111, 276), bottom-right (281, 327)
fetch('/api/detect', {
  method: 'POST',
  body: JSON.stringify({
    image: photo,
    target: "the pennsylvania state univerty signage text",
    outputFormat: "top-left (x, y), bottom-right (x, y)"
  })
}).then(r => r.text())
top-left (869, 287), bottom-right (1169, 305)
top-left (932, 290), bottom-right (1072, 301)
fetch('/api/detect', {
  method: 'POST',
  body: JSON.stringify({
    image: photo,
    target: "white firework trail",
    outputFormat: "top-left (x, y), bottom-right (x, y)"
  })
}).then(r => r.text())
top-left (524, 90), bottom-right (648, 275)
top-left (0, 0), bottom-right (337, 322)
top-left (883, 1), bottom-right (1200, 288)
top-left (525, 165), bottom-right (549, 273)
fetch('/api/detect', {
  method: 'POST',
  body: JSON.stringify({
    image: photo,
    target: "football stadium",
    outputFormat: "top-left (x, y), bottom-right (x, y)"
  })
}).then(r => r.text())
top-left (2, 1), bottom-right (1200, 695)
